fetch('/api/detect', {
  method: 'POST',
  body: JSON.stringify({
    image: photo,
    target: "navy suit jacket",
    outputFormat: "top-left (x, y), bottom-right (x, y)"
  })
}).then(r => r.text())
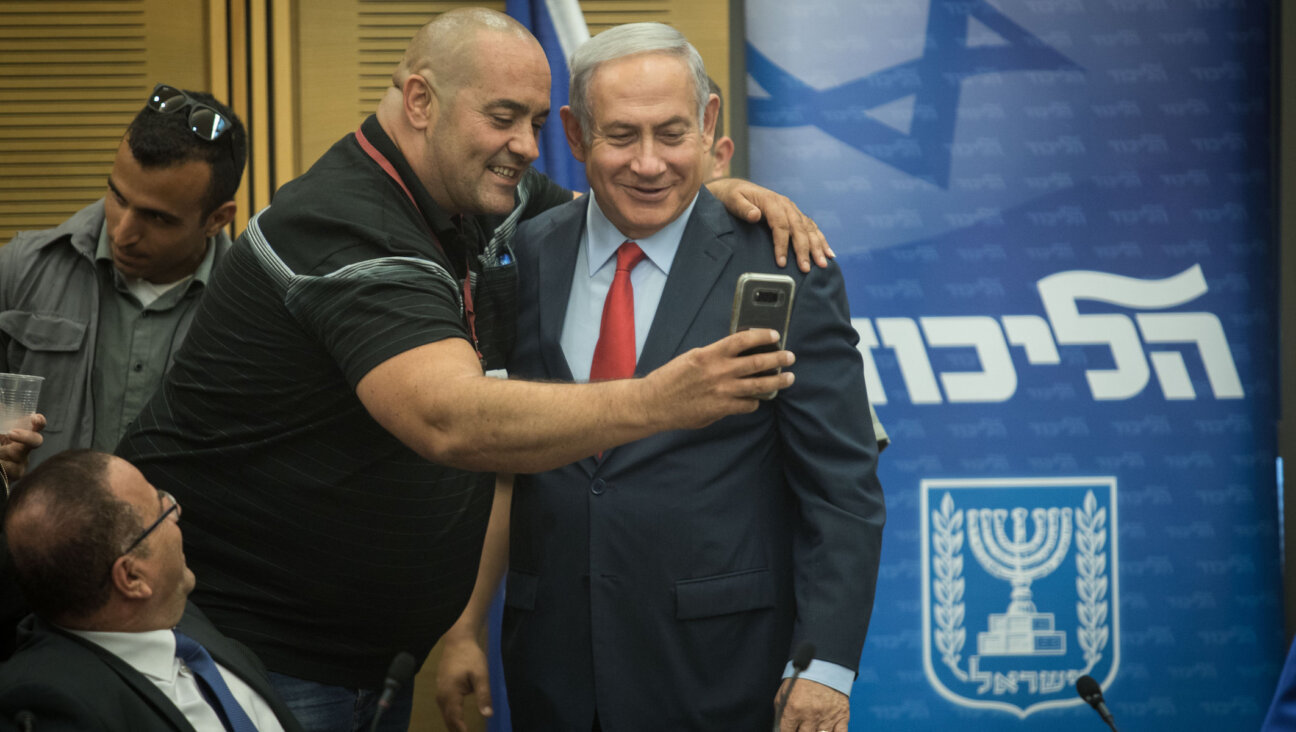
top-left (0, 602), bottom-right (302, 732)
top-left (502, 190), bottom-right (886, 731)
top-left (1263, 636), bottom-right (1296, 730)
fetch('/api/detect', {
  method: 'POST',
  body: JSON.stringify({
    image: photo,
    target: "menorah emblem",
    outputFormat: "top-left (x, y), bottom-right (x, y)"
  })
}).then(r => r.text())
top-left (966, 506), bottom-right (1074, 656)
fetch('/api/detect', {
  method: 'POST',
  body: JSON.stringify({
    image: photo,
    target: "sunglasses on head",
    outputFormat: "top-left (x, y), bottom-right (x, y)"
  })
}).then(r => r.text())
top-left (147, 84), bottom-right (232, 142)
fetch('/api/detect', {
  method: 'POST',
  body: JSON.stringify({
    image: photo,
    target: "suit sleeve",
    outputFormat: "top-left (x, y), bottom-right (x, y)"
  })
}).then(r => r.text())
top-left (775, 260), bottom-right (886, 673)
top-left (0, 683), bottom-right (113, 732)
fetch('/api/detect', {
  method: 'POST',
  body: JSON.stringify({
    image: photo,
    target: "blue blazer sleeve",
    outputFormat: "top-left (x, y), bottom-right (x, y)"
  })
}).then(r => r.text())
top-left (772, 255), bottom-right (886, 672)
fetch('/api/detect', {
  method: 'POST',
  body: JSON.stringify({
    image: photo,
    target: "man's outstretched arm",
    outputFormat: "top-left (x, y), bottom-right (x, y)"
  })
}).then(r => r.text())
top-left (357, 328), bottom-right (794, 474)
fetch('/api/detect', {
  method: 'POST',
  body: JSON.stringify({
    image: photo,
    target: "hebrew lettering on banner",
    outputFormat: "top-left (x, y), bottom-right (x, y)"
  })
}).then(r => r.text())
top-left (747, 0), bottom-right (1280, 730)
top-left (852, 264), bottom-right (1245, 406)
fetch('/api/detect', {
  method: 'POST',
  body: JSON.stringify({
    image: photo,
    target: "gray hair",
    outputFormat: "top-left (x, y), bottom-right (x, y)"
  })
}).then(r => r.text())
top-left (568, 23), bottom-right (710, 143)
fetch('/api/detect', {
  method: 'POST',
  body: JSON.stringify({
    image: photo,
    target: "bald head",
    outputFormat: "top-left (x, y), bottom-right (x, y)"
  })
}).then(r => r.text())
top-left (379, 7), bottom-right (550, 216)
top-left (393, 8), bottom-right (538, 103)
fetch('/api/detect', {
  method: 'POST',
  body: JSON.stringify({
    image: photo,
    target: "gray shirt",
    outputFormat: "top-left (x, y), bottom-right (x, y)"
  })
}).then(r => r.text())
top-left (0, 200), bottom-right (232, 468)
top-left (90, 224), bottom-right (218, 452)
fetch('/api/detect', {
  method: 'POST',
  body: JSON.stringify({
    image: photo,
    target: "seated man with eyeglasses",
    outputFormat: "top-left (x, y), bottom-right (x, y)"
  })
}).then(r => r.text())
top-left (0, 449), bottom-right (302, 732)
top-left (0, 84), bottom-right (245, 659)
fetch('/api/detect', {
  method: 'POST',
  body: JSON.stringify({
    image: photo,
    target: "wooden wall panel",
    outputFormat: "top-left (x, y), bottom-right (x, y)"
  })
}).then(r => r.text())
top-left (0, 0), bottom-right (730, 246)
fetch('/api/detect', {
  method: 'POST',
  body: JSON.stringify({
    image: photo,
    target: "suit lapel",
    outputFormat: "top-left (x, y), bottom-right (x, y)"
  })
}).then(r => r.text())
top-left (595, 193), bottom-right (733, 473)
top-left (535, 200), bottom-right (586, 383)
top-left (637, 191), bottom-right (734, 374)
top-left (179, 616), bottom-right (261, 703)
top-left (48, 623), bottom-right (197, 732)
top-left (530, 199), bottom-right (597, 476)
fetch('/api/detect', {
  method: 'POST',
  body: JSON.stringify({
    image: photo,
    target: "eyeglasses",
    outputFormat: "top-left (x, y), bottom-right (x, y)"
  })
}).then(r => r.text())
top-left (121, 491), bottom-right (181, 556)
top-left (147, 84), bottom-right (232, 142)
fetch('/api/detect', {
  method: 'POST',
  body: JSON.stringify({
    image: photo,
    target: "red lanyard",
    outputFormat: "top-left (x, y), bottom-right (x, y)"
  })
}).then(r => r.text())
top-left (354, 125), bottom-right (481, 360)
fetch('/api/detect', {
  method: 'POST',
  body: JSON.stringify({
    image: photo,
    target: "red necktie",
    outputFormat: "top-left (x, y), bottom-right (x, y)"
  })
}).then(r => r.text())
top-left (589, 241), bottom-right (647, 381)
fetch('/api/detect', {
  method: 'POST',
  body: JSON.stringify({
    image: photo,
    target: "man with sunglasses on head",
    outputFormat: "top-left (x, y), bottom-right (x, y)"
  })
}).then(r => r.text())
top-left (0, 449), bottom-right (302, 732)
top-left (0, 85), bottom-right (246, 470)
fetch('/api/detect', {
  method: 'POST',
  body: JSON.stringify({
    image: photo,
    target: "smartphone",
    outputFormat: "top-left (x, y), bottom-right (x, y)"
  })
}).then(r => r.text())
top-left (729, 273), bottom-right (796, 399)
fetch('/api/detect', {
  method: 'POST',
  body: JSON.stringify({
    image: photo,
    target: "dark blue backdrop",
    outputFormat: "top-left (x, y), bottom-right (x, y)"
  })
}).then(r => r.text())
top-left (746, 0), bottom-right (1282, 728)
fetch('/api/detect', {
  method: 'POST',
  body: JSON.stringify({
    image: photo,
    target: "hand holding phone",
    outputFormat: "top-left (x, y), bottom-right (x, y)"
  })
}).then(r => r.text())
top-left (729, 273), bottom-right (796, 399)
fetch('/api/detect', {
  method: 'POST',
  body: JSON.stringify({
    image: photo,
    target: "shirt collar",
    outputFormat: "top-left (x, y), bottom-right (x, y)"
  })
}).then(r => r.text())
top-left (358, 114), bottom-right (472, 251)
top-left (94, 221), bottom-right (219, 287)
top-left (61, 626), bottom-right (179, 684)
top-left (585, 190), bottom-right (700, 278)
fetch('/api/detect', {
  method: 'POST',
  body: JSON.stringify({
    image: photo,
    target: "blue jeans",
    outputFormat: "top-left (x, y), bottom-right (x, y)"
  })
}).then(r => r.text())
top-left (268, 671), bottom-right (415, 732)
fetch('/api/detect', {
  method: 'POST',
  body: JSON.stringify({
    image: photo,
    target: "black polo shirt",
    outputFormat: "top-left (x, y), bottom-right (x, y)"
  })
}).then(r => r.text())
top-left (118, 115), bottom-right (569, 687)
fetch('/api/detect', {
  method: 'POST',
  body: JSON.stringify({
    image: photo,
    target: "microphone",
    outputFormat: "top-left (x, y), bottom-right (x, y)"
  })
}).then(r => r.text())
top-left (368, 651), bottom-right (416, 732)
top-left (14, 710), bottom-right (34, 732)
top-left (1076, 675), bottom-right (1119, 732)
top-left (772, 642), bottom-right (815, 732)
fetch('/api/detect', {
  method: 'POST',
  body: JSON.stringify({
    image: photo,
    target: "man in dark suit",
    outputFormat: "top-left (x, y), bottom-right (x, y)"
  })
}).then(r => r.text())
top-left (435, 22), bottom-right (885, 732)
top-left (0, 449), bottom-right (301, 732)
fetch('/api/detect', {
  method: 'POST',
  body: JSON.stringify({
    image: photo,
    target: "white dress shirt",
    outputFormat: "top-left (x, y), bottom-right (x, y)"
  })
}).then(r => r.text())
top-left (559, 190), bottom-right (698, 380)
top-left (64, 626), bottom-right (286, 732)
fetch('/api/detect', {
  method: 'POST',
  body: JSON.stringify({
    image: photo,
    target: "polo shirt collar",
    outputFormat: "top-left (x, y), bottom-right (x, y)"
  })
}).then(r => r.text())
top-left (358, 114), bottom-right (468, 248)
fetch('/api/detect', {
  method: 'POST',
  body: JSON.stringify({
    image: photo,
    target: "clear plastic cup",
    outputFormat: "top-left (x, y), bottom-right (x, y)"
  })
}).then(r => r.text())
top-left (0, 373), bottom-right (43, 433)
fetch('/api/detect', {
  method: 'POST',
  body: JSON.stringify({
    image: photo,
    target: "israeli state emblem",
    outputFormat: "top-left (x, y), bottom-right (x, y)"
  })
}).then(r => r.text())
top-left (921, 477), bottom-right (1119, 717)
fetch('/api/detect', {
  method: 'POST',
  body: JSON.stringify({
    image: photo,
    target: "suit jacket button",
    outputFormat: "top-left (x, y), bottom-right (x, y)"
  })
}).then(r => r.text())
top-left (591, 478), bottom-right (606, 495)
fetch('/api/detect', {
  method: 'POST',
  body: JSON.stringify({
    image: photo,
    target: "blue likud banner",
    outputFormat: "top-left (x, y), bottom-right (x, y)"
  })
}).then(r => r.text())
top-left (746, 0), bottom-right (1281, 729)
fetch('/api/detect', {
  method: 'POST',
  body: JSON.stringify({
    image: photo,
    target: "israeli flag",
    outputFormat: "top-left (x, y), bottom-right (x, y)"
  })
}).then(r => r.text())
top-left (508, 0), bottom-right (589, 192)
